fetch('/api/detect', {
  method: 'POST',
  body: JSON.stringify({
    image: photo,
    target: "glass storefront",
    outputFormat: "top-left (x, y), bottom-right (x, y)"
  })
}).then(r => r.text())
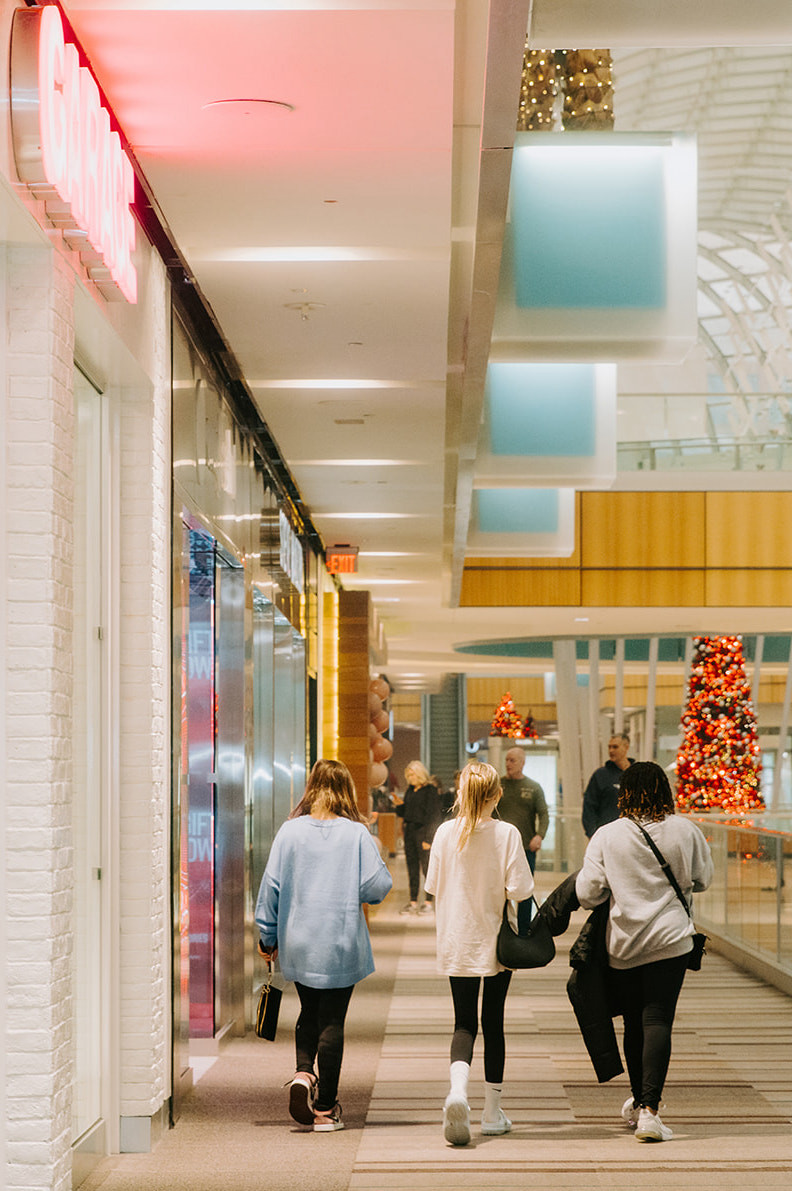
top-left (171, 313), bottom-right (314, 1104)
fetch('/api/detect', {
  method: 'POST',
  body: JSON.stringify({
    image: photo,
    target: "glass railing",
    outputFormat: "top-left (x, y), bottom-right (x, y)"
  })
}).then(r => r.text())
top-left (534, 812), bottom-right (792, 978)
top-left (618, 437), bottom-right (792, 472)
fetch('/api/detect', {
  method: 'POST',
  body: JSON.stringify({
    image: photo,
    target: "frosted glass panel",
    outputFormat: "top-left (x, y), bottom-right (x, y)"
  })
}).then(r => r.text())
top-left (492, 132), bottom-right (697, 363)
top-left (475, 362), bottom-right (617, 487)
top-left (467, 487), bottom-right (575, 557)
top-left (511, 151), bottom-right (666, 309)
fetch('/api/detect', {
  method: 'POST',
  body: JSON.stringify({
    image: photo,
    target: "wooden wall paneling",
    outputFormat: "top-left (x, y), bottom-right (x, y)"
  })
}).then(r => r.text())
top-left (337, 589), bottom-right (372, 813)
top-left (706, 492), bottom-right (792, 568)
top-left (460, 567), bottom-right (581, 606)
top-left (581, 568), bottom-right (706, 606)
top-left (581, 492), bottom-right (706, 568)
top-left (705, 569), bottom-right (792, 607)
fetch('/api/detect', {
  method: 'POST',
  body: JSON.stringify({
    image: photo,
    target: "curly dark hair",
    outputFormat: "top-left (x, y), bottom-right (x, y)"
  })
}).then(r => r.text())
top-left (618, 761), bottom-right (675, 822)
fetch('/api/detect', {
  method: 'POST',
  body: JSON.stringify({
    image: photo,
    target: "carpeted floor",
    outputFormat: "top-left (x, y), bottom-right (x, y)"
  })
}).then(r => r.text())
top-left (78, 860), bottom-right (792, 1191)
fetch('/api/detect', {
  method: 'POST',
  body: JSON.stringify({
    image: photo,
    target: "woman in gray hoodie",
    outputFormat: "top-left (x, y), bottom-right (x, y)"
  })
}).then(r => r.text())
top-left (575, 761), bottom-right (713, 1143)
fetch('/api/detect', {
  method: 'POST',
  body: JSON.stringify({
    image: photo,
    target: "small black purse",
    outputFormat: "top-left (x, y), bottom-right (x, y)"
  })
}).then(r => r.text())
top-left (255, 968), bottom-right (282, 1040)
top-left (496, 896), bottom-right (556, 970)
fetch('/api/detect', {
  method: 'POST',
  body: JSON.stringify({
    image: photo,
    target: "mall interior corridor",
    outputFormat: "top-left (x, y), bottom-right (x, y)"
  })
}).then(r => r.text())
top-left (78, 861), bottom-right (792, 1191)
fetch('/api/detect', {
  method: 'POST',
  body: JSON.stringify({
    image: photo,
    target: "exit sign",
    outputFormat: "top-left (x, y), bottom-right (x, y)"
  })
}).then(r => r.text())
top-left (326, 545), bottom-right (358, 574)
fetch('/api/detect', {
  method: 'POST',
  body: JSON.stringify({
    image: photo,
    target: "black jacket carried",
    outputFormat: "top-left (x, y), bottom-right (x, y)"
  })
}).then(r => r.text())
top-left (540, 872), bottom-right (624, 1084)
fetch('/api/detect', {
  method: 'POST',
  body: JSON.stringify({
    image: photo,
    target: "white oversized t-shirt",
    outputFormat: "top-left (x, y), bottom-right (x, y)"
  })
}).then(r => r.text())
top-left (424, 817), bottom-right (534, 976)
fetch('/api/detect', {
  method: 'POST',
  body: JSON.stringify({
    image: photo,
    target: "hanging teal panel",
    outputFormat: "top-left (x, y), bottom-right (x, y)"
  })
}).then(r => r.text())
top-left (510, 146), bottom-right (666, 309)
top-left (487, 362), bottom-right (596, 456)
top-left (475, 488), bottom-right (559, 534)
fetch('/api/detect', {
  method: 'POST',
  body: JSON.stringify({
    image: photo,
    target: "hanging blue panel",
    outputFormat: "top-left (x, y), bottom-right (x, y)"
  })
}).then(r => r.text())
top-left (510, 147), bottom-right (666, 310)
top-left (487, 362), bottom-right (596, 456)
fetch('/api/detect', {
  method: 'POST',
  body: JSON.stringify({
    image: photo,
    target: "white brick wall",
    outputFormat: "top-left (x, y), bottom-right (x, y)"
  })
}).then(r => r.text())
top-left (5, 243), bottom-right (76, 1191)
top-left (4, 219), bottom-right (171, 1186)
top-left (117, 252), bottom-right (171, 1120)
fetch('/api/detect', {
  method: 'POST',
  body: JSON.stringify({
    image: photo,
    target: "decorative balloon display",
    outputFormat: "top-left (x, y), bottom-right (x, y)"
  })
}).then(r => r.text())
top-left (368, 674), bottom-right (392, 788)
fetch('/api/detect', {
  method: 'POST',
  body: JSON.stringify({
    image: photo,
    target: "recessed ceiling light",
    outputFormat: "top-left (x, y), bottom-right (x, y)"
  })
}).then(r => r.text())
top-left (202, 98), bottom-right (295, 114)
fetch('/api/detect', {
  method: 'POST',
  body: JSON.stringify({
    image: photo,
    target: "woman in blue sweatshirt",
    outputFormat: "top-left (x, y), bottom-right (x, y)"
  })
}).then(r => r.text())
top-left (255, 759), bottom-right (393, 1132)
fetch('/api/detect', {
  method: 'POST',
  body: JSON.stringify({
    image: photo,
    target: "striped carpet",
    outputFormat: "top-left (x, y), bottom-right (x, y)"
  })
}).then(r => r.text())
top-left (80, 865), bottom-right (792, 1191)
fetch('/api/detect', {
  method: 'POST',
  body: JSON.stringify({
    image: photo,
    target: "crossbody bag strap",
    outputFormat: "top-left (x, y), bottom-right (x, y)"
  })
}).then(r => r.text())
top-left (632, 821), bottom-right (692, 919)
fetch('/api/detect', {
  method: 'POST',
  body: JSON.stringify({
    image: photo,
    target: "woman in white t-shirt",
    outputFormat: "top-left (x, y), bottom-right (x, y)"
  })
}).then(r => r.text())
top-left (424, 761), bottom-right (534, 1145)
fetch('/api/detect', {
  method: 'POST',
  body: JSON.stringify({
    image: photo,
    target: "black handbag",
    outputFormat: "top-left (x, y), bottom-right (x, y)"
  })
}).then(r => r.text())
top-left (634, 822), bottom-right (708, 971)
top-left (255, 968), bottom-right (282, 1040)
top-left (496, 896), bottom-right (556, 970)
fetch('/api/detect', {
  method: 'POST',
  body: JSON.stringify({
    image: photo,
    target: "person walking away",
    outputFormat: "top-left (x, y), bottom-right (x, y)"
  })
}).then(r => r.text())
top-left (424, 761), bottom-right (534, 1145)
top-left (575, 761), bottom-right (713, 1142)
top-left (581, 733), bottom-right (634, 837)
top-left (255, 759), bottom-right (393, 1133)
top-left (395, 760), bottom-right (441, 914)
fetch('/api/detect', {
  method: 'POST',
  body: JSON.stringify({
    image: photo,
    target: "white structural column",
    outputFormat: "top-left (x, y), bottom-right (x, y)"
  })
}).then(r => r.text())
top-left (614, 637), bottom-right (625, 735)
top-left (554, 639), bottom-right (584, 816)
top-left (586, 639), bottom-right (601, 779)
top-left (751, 634), bottom-right (764, 711)
top-left (645, 636), bottom-right (659, 761)
top-left (5, 243), bottom-right (76, 1191)
top-left (771, 641), bottom-right (792, 812)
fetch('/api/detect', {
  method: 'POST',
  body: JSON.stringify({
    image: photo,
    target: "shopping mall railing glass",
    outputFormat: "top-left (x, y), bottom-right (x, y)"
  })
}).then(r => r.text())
top-left (536, 812), bottom-right (792, 977)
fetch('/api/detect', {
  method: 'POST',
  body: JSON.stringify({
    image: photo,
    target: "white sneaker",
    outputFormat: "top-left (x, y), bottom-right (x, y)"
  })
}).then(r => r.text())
top-left (635, 1107), bottom-right (673, 1142)
top-left (621, 1096), bottom-right (639, 1127)
top-left (481, 1108), bottom-right (512, 1135)
top-left (443, 1094), bottom-right (471, 1145)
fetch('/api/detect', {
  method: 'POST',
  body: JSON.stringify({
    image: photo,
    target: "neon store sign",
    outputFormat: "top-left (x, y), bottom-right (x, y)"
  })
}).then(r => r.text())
top-left (10, 5), bottom-right (137, 303)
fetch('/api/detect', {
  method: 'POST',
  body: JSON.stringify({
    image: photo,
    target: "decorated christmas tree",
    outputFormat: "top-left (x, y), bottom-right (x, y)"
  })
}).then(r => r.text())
top-left (676, 636), bottom-right (764, 813)
top-left (523, 710), bottom-right (539, 739)
top-left (490, 692), bottom-right (524, 738)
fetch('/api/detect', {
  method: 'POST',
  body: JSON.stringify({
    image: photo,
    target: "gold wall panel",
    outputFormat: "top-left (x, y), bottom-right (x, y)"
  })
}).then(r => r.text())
top-left (706, 493), bottom-right (792, 568)
top-left (705, 569), bottom-right (792, 606)
top-left (581, 492), bottom-right (706, 568)
top-left (460, 568), bottom-right (581, 606)
top-left (582, 569), bottom-right (706, 606)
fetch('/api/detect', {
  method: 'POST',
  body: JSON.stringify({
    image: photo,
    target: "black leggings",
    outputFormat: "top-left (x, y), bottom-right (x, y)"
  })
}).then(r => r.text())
top-left (609, 953), bottom-right (688, 1111)
top-left (403, 824), bottom-right (431, 901)
top-left (449, 970), bottom-right (512, 1084)
top-left (294, 982), bottom-right (354, 1111)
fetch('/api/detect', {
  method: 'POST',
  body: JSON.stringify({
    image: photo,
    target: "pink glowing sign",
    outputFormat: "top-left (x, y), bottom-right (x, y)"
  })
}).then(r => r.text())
top-left (10, 6), bottom-right (137, 303)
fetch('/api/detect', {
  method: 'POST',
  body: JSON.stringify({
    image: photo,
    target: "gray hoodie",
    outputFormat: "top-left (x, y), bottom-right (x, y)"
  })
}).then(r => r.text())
top-left (575, 814), bottom-right (713, 969)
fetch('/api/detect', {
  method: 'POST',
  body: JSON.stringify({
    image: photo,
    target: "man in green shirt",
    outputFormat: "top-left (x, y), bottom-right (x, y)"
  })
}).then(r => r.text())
top-left (498, 747), bottom-right (549, 875)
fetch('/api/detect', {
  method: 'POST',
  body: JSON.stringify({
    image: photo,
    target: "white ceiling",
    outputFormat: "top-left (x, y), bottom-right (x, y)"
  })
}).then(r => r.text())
top-left (62, 1), bottom-right (792, 690)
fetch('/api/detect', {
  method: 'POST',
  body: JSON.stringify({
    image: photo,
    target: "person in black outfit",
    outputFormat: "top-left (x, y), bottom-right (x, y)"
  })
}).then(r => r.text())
top-left (581, 733), bottom-right (634, 838)
top-left (395, 760), bottom-right (441, 915)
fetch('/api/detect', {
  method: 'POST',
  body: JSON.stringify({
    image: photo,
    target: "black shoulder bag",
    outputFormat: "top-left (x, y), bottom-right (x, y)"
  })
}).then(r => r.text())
top-left (633, 822), bottom-right (707, 970)
top-left (496, 896), bottom-right (556, 970)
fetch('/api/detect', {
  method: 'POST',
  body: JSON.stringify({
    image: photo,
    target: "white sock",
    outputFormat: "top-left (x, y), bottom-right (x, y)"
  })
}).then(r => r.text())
top-left (482, 1082), bottom-right (502, 1121)
top-left (448, 1061), bottom-right (470, 1102)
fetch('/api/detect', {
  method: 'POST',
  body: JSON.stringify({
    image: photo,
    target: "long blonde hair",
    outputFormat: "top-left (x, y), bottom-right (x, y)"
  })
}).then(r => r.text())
top-left (453, 761), bottom-right (500, 850)
top-left (290, 758), bottom-right (366, 823)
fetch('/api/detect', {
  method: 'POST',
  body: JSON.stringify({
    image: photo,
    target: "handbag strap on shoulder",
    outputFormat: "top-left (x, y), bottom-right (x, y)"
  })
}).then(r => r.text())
top-left (632, 821), bottom-right (691, 919)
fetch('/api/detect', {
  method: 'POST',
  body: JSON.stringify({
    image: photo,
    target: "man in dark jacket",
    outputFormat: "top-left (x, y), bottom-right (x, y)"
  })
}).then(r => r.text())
top-left (581, 733), bottom-right (634, 838)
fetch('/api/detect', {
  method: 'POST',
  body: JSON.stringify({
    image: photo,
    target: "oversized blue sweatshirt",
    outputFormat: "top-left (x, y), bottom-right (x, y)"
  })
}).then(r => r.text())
top-left (255, 816), bottom-right (393, 988)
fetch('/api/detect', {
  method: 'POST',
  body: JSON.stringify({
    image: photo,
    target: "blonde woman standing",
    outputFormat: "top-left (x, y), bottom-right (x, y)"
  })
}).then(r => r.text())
top-left (424, 761), bottom-right (534, 1145)
top-left (395, 760), bottom-right (441, 915)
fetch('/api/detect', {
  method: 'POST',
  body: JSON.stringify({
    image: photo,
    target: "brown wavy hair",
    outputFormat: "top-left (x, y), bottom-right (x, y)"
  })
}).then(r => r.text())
top-left (618, 761), bottom-right (675, 822)
top-left (290, 758), bottom-right (366, 823)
